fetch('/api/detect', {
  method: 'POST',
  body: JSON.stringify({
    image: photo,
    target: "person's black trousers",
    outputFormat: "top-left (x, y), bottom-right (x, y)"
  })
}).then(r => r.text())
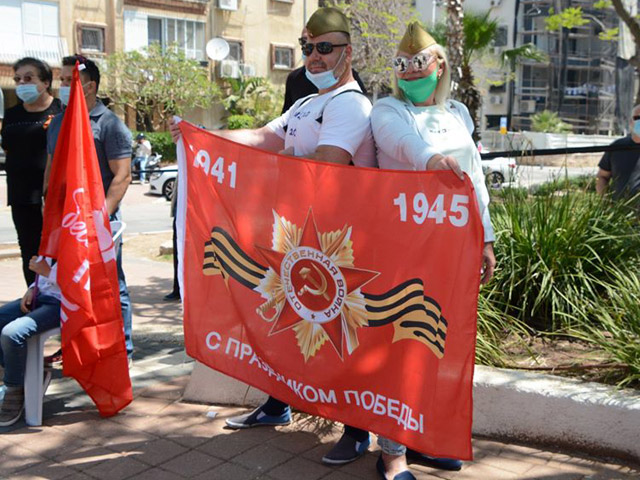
top-left (11, 204), bottom-right (43, 287)
top-left (171, 215), bottom-right (180, 296)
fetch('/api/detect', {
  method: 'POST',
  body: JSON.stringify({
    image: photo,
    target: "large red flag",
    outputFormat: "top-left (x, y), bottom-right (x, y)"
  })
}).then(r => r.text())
top-left (177, 121), bottom-right (483, 459)
top-left (40, 64), bottom-right (132, 416)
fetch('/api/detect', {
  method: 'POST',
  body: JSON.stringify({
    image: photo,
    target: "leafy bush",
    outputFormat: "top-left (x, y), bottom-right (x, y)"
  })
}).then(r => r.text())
top-left (489, 188), bottom-right (640, 331)
top-left (227, 114), bottom-right (255, 130)
top-left (133, 131), bottom-right (176, 162)
top-left (532, 174), bottom-right (596, 196)
top-left (221, 77), bottom-right (283, 127)
top-left (531, 110), bottom-right (572, 133)
top-left (572, 270), bottom-right (640, 387)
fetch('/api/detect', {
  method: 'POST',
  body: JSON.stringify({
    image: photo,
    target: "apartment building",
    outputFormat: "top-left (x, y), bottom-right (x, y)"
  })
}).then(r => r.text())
top-left (0, 0), bottom-right (316, 126)
top-left (415, 0), bottom-right (637, 135)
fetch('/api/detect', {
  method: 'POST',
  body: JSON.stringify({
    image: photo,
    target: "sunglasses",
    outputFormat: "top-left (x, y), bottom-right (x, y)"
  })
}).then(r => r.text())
top-left (634, 116), bottom-right (640, 121)
top-left (301, 41), bottom-right (348, 56)
top-left (393, 53), bottom-right (436, 73)
top-left (298, 37), bottom-right (307, 46)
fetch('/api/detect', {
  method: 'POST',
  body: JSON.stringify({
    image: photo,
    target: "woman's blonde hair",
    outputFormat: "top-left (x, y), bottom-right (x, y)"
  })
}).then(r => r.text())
top-left (392, 44), bottom-right (451, 107)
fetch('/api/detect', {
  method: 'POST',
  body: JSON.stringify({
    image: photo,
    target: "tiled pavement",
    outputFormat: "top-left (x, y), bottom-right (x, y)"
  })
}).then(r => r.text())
top-left (1, 252), bottom-right (639, 479)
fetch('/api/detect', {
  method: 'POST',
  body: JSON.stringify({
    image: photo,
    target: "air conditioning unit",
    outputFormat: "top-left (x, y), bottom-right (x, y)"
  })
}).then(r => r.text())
top-left (218, 0), bottom-right (238, 11)
top-left (241, 63), bottom-right (256, 77)
top-left (520, 100), bottom-right (536, 113)
top-left (490, 95), bottom-right (503, 105)
top-left (218, 59), bottom-right (240, 78)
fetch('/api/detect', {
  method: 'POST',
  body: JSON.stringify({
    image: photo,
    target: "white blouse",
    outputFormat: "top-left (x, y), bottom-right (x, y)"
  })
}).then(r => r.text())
top-left (371, 97), bottom-right (494, 242)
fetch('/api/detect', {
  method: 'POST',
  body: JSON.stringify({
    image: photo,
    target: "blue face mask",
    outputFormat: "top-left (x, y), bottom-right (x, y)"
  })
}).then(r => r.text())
top-left (59, 82), bottom-right (91, 106)
top-left (59, 86), bottom-right (71, 106)
top-left (305, 49), bottom-right (346, 90)
top-left (16, 84), bottom-right (42, 104)
top-left (634, 120), bottom-right (640, 136)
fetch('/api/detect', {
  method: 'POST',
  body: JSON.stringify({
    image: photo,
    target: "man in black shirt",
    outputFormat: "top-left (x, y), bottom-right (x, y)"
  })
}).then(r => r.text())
top-left (281, 28), bottom-right (367, 114)
top-left (597, 104), bottom-right (640, 198)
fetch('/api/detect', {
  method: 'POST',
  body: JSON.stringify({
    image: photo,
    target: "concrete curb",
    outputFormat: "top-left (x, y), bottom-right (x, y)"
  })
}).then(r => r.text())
top-left (184, 361), bottom-right (640, 462)
top-left (473, 365), bottom-right (640, 463)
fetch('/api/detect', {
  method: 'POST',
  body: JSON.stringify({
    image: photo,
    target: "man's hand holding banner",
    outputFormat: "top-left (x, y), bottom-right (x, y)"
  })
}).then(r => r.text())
top-left (177, 121), bottom-right (483, 459)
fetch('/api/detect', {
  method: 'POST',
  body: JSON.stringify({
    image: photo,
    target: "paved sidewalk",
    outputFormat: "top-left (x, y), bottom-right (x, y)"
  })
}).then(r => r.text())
top-left (1, 253), bottom-right (639, 479)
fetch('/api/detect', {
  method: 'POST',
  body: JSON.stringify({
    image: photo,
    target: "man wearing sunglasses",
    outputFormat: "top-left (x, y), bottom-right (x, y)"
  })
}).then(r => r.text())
top-left (281, 27), bottom-right (367, 114)
top-left (597, 104), bottom-right (640, 199)
top-left (171, 4), bottom-right (376, 467)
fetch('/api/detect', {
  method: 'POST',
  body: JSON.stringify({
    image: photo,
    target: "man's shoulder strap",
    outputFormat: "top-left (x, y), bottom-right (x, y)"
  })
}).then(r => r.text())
top-left (316, 89), bottom-right (370, 124)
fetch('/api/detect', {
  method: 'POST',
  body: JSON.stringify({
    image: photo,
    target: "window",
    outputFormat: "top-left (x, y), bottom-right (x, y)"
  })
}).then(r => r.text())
top-left (0, 1), bottom-right (62, 65)
top-left (272, 45), bottom-right (294, 70)
top-left (124, 10), bottom-right (205, 60)
top-left (493, 26), bottom-right (508, 48)
top-left (79, 26), bottom-right (105, 53)
top-left (226, 40), bottom-right (243, 62)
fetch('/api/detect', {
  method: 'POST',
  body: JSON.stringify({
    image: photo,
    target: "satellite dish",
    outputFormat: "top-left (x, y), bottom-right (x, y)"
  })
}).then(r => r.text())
top-left (206, 38), bottom-right (230, 61)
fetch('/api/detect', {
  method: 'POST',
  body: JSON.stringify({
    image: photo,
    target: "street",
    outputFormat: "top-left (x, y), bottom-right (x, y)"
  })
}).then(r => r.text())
top-left (0, 179), bottom-right (172, 244)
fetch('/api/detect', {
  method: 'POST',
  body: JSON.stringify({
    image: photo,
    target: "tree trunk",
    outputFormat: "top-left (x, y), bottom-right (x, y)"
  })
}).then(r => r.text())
top-left (446, 0), bottom-right (465, 96)
top-left (610, 0), bottom-right (640, 105)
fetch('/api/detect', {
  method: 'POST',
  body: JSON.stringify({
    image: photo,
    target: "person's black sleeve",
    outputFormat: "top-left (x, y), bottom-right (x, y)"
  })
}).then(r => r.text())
top-left (598, 142), bottom-right (614, 171)
top-left (282, 72), bottom-right (296, 114)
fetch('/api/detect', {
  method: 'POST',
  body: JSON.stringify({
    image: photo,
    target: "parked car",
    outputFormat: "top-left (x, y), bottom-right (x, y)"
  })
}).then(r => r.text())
top-left (148, 165), bottom-right (177, 201)
top-left (481, 156), bottom-right (517, 189)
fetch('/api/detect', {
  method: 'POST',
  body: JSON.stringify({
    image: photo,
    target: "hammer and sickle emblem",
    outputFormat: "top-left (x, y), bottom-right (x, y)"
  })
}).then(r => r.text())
top-left (297, 264), bottom-right (330, 300)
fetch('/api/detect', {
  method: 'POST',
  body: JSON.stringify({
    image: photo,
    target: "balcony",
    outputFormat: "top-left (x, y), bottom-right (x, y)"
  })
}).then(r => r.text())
top-left (0, 36), bottom-right (69, 68)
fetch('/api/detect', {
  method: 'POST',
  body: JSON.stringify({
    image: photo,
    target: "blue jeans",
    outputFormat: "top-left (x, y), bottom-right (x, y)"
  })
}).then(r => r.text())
top-left (134, 156), bottom-right (148, 182)
top-left (378, 437), bottom-right (407, 456)
top-left (0, 295), bottom-right (60, 387)
top-left (111, 211), bottom-right (133, 357)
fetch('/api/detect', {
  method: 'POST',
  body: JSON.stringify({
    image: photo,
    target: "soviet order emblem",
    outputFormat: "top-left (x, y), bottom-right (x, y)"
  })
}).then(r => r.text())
top-left (255, 209), bottom-right (379, 361)
top-left (280, 246), bottom-right (346, 324)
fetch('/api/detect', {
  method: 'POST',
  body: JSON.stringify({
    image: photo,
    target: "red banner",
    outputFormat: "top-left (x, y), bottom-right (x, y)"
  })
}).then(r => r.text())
top-left (177, 120), bottom-right (483, 459)
top-left (40, 64), bottom-right (132, 416)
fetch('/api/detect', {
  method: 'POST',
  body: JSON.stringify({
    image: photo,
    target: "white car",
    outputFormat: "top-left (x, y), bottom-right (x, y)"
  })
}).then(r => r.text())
top-left (148, 165), bottom-right (177, 200)
top-left (481, 156), bottom-right (517, 188)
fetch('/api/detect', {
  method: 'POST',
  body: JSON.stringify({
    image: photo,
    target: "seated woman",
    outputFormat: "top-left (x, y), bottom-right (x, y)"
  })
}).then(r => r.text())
top-left (0, 256), bottom-right (60, 426)
top-left (369, 22), bottom-right (496, 479)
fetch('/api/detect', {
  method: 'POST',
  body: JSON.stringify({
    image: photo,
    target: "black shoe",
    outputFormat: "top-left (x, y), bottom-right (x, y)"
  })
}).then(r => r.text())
top-left (163, 291), bottom-right (181, 301)
top-left (406, 449), bottom-right (462, 471)
top-left (322, 431), bottom-right (370, 465)
top-left (376, 455), bottom-right (416, 480)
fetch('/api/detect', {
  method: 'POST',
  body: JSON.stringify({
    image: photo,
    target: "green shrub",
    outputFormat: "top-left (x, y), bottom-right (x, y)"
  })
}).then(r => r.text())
top-left (133, 131), bottom-right (175, 162)
top-left (489, 189), bottom-right (640, 331)
top-left (572, 270), bottom-right (640, 387)
top-left (531, 110), bottom-right (572, 133)
top-left (532, 174), bottom-right (596, 196)
top-left (227, 114), bottom-right (255, 130)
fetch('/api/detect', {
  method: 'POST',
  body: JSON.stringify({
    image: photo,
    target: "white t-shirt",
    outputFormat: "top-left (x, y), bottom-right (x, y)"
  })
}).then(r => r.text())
top-left (29, 258), bottom-right (61, 300)
top-left (267, 81), bottom-right (377, 168)
top-left (135, 139), bottom-right (152, 158)
top-left (371, 97), bottom-right (494, 242)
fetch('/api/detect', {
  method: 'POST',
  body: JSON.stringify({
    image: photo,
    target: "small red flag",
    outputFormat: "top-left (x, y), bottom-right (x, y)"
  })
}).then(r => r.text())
top-left (40, 63), bottom-right (132, 416)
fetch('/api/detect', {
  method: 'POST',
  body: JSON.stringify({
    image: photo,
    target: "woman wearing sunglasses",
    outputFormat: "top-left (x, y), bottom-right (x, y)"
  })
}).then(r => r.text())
top-left (369, 22), bottom-right (496, 480)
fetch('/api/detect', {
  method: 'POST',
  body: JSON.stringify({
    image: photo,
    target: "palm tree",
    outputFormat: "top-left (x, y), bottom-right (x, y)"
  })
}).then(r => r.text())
top-left (445, 0), bottom-right (465, 93)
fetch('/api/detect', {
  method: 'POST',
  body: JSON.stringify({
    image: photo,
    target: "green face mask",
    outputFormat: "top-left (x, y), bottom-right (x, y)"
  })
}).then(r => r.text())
top-left (398, 69), bottom-right (438, 104)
